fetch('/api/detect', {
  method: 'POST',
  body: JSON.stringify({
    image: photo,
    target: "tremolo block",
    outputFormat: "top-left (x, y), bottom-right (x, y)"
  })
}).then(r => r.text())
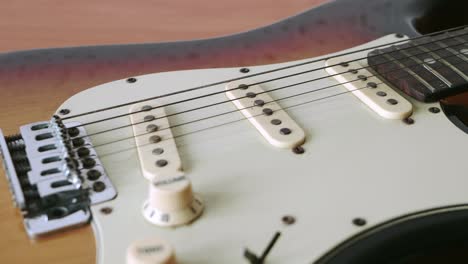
top-left (225, 81), bottom-right (305, 148)
top-left (0, 119), bottom-right (116, 238)
top-left (325, 58), bottom-right (413, 119)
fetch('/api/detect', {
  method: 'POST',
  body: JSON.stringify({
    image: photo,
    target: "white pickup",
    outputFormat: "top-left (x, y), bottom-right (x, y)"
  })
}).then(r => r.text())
top-left (129, 103), bottom-right (184, 181)
top-left (325, 58), bottom-right (413, 119)
top-left (225, 81), bottom-right (305, 148)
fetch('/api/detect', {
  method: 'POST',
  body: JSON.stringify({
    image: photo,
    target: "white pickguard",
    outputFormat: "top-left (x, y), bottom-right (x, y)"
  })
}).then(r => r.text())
top-left (57, 35), bottom-right (468, 263)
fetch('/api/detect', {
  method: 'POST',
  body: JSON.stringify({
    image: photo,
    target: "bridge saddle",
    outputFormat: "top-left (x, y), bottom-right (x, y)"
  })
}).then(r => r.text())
top-left (0, 118), bottom-right (116, 238)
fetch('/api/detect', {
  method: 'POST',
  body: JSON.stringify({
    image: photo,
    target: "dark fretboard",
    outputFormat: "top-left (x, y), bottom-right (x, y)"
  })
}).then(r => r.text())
top-left (367, 27), bottom-right (468, 102)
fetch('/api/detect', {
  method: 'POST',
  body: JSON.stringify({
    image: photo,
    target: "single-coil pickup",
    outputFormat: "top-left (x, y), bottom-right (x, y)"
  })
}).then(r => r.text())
top-left (225, 81), bottom-right (305, 148)
top-left (129, 103), bottom-right (184, 181)
top-left (325, 58), bottom-right (413, 119)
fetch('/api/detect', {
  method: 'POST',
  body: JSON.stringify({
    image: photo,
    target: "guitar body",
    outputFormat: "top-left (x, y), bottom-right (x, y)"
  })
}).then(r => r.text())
top-left (1, 0), bottom-right (467, 263)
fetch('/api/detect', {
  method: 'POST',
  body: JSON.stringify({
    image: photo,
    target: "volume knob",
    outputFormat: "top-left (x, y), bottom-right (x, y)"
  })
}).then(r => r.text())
top-left (143, 175), bottom-right (203, 227)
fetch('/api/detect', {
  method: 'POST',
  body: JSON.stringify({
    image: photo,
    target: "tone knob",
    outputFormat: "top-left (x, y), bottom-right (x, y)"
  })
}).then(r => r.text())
top-left (126, 237), bottom-right (176, 264)
top-left (142, 175), bottom-right (204, 227)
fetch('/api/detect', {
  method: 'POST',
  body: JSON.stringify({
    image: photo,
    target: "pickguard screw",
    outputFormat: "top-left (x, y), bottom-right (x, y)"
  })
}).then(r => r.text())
top-left (292, 146), bottom-right (305, 154)
top-left (59, 109), bottom-right (70, 115)
top-left (429, 107), bottom-right (440, 113)
top-left (403, 117), bottom-right (415, 125)
top-left (100, 207), bottom-right (113, 215)
top-left (240, 68), bottom-right (250, 73)
top-left (127, 77), bottom-right (137, 83)
top-left (282, 215), bottom-right (296, 225)
top-left (352, 218), bottom-right (367, 226)
top-left (395, 33), bottom-right (404, 38)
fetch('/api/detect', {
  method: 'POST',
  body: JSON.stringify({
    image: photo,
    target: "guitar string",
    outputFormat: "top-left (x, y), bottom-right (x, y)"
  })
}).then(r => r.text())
top-left (92, 48), bottom-right (467, 151)
top-left (64, 28), bottom-right (468, 129)
top-left (60, 25), bottom-right (468, 124)
top-left (71, 37), bottom-right (468, 148)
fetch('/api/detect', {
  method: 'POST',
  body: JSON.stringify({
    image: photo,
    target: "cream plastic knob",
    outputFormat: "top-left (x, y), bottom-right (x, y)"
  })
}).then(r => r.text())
top-left (126, 237), bottom-right (176, 264)
top-left (142, 175), bottom-right (204, 227)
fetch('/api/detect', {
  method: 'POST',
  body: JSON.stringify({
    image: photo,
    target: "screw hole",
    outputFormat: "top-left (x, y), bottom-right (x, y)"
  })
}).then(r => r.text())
top-left (282, 215), bottom-right (296, 225)
top-left (240, 68), bottom-right (250, 73)
top-left (100, 207), bottom-right (113, 215)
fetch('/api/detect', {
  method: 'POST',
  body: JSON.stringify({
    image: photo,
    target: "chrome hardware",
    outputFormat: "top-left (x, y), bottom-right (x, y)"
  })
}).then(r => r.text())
top-left (0, 117), bottom-right (116, 238)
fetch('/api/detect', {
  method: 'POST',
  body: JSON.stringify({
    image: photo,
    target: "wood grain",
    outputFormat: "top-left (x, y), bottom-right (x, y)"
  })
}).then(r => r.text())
top-left (0, 1), bottom-right (326, 263)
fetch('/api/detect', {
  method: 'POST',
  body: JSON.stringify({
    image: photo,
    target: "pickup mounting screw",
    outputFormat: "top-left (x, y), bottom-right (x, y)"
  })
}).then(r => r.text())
top-left (395, 33), bottom-right (404, 38)
top-left (429, 107), bottom-right (440, 113)
top-left (240, 68), bottom-right (250, 73)
top-left (357, 75), bottom-right (367, 81)
top-left (59, 109), bottom-right (70, 115)
top-left (340, 62), bottom-right (349, 67)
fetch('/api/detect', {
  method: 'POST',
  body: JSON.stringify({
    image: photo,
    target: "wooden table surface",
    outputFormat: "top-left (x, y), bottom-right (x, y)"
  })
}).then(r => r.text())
top-left (0, 1), bottom-right (323, 263)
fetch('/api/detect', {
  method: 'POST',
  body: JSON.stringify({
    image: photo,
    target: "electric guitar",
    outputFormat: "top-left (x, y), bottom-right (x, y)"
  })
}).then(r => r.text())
top-left (1, 0), bottom-right (468, 263)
